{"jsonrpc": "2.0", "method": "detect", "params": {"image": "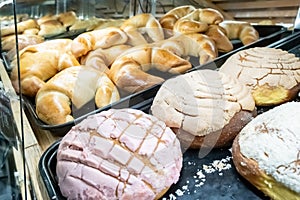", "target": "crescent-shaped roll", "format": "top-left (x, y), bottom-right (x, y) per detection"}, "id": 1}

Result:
top-left (1, 19), bottom-right (38, 36)
top-left (80, 44), bottom-right (132, 74)
top-left (205, 25), bottom-right (233, 53)
top-left (219, 20), bottom-right (259, 45)
top-left (120, 13), bottom-right (164, 46)
top-left (71, 27), bottom-right (128, 58)
top-left (10, 39), bottom-right (80, 97)
top-left (159, 5), bottom-right (196, 30)
top-left (156, 33), bottom-right (218, 65)
top-left (35, 66), bottom-right (120, 125)
top-left (109, 46), bottom-right (192, 93)
top-left (173, 8), bottom-right (224, 34)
